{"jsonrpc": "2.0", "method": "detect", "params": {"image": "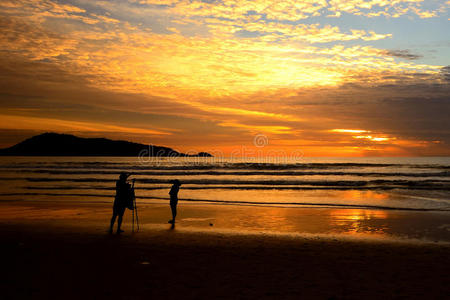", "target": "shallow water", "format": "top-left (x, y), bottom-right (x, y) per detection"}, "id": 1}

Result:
top-left (1, 156), bottom-right (449, 241)
top-left (0, 156), bottom-right (449, 211)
